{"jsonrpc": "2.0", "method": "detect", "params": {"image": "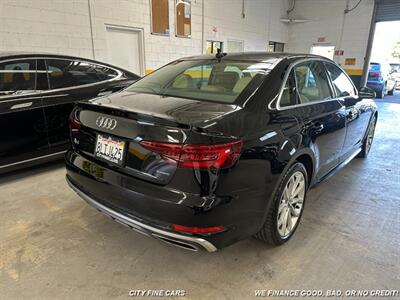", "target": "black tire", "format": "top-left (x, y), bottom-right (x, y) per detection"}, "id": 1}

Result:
top-left (388, 87), bottom-right (394, 95)
top-left (376, 89), bottom-right (384, 99)
top-left (358, 115), bottom-right (377, 158)
top-left (254, 162), bottom-right (308, 246)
